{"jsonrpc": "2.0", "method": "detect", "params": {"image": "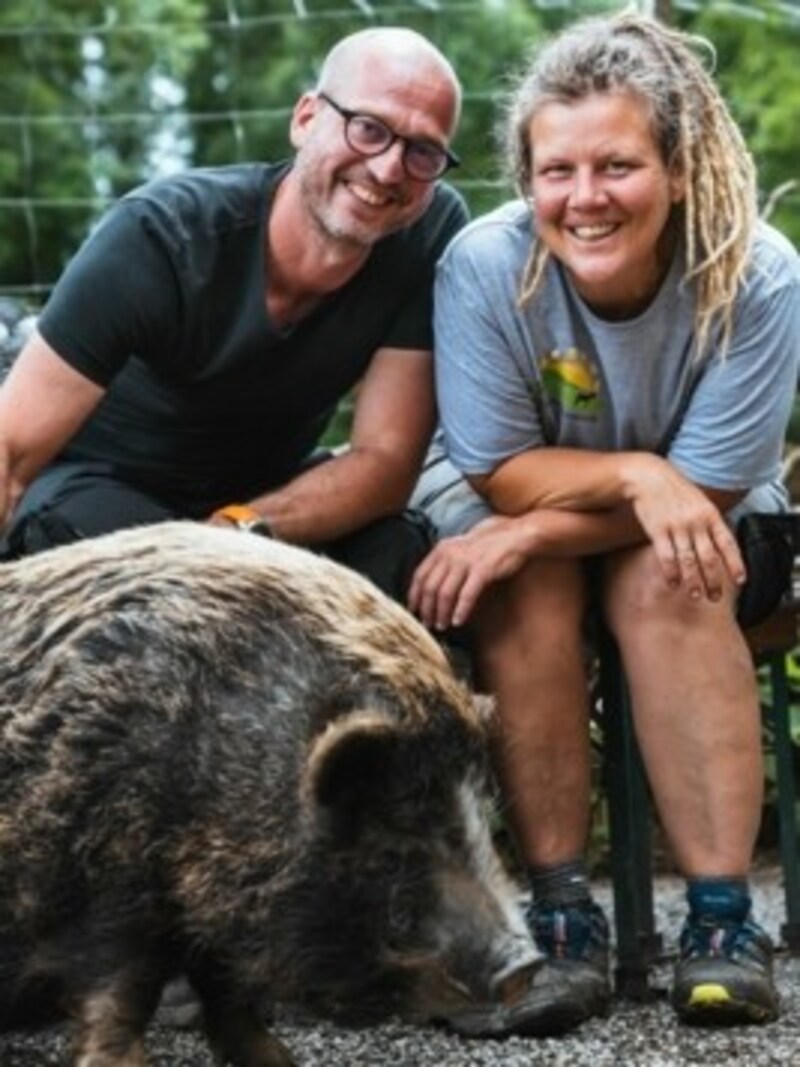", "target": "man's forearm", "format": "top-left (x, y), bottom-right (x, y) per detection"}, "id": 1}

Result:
top-left (244, 447), bottom-right (417, 544)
